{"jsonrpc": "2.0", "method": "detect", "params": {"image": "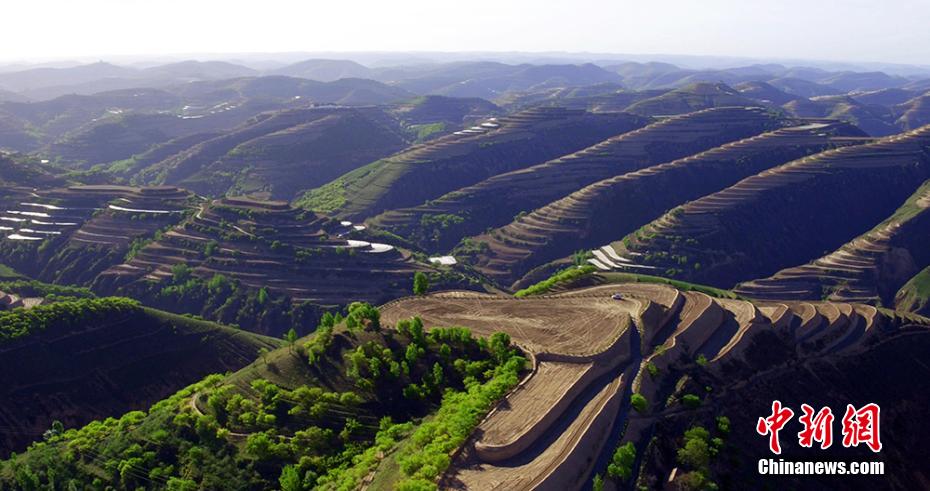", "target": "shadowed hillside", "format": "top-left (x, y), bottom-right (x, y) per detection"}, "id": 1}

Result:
top-left (0, 297), bottom-right (280, 456)
top-left (132, 107), bottom-right (412, 200)
top-left (735, 180), bottom-right (930, 304)
top-left (610, 124), bottom-right (930, 288)
top-left (463, 121), bottom-right (869, 289)
top-left (370, 107), bottom-right (782, 253)
top-left (298, 107), bottom-right (648, 218)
